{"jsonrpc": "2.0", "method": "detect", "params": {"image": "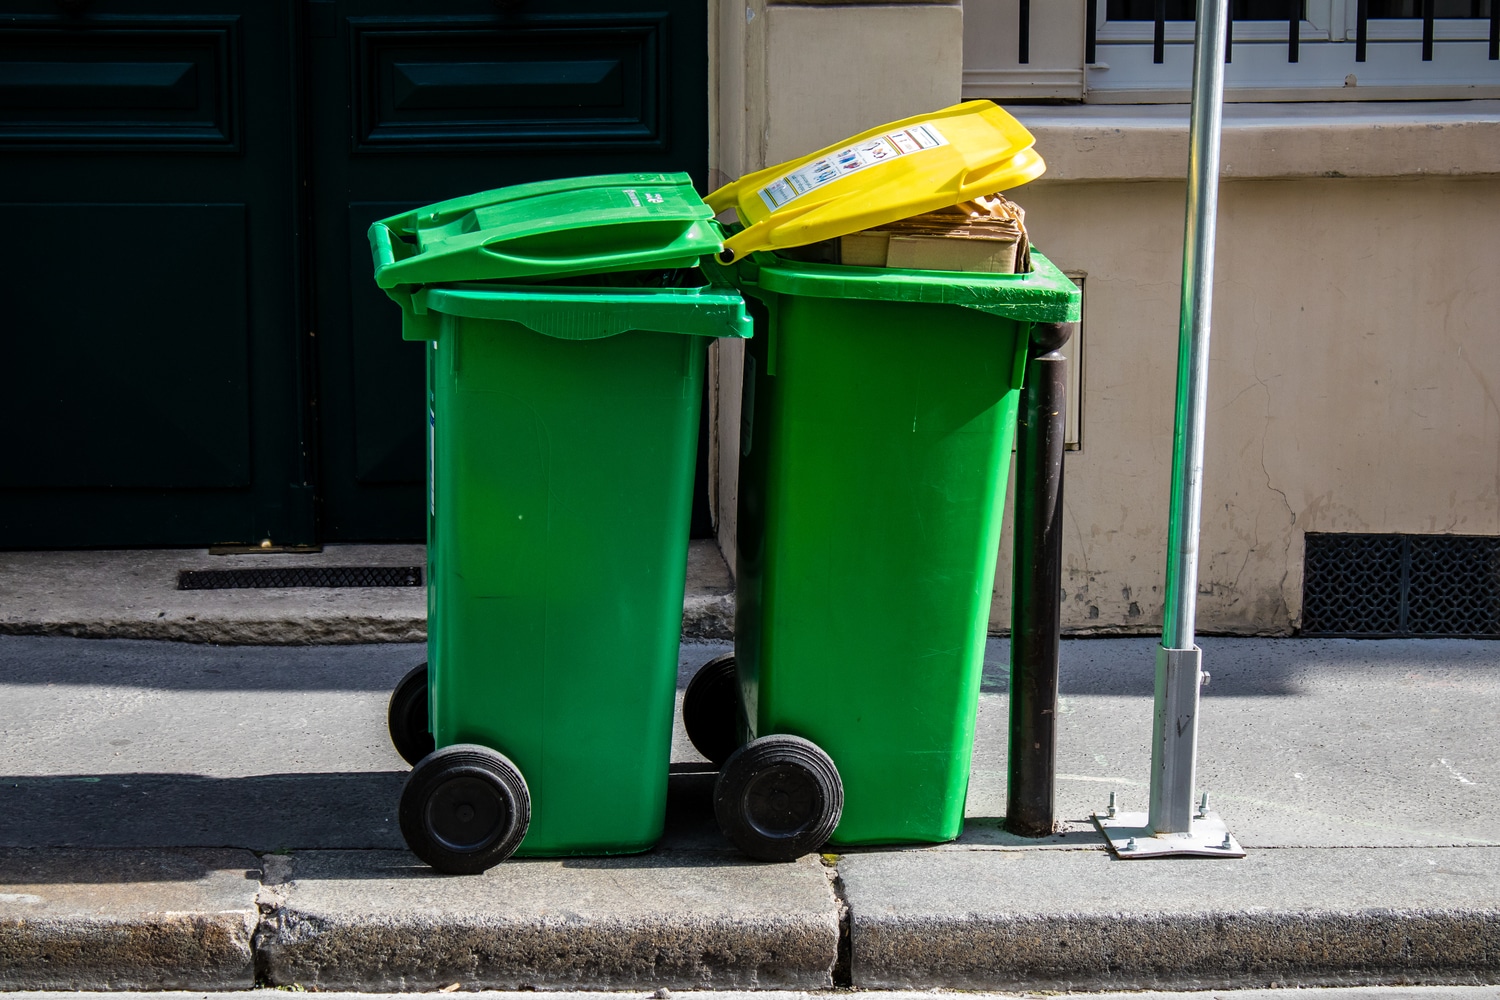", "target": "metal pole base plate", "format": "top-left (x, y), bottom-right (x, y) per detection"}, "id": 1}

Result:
top-left (1093, 810), bottom-right (1246, 859)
